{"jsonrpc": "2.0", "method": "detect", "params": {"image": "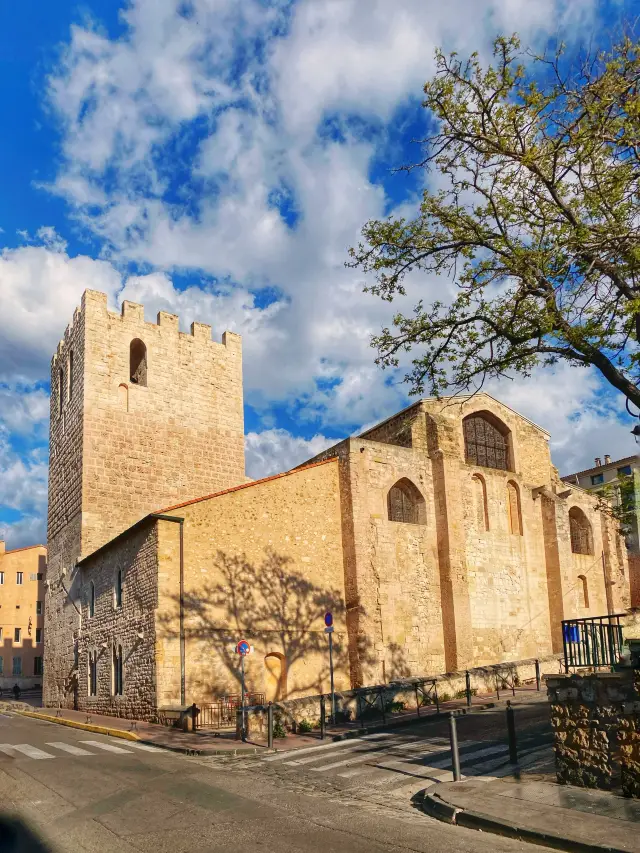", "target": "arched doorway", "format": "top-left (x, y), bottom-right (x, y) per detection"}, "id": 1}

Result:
top-left (264, 653), bottom-right (287, 701)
